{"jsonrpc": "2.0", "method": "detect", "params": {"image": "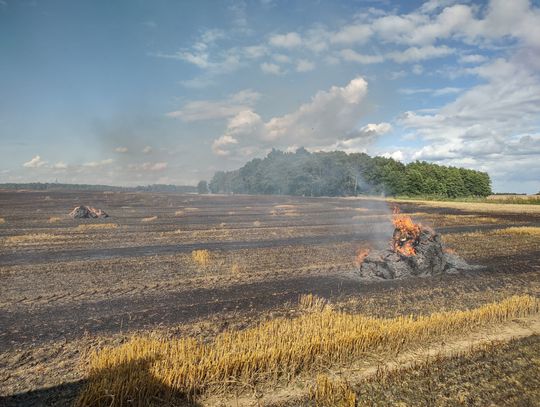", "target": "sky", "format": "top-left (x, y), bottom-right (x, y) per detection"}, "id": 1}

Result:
top-left (1, 0), bottom-right (539, 193)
